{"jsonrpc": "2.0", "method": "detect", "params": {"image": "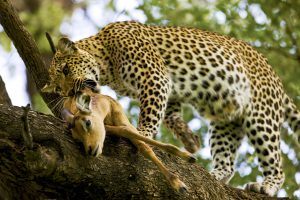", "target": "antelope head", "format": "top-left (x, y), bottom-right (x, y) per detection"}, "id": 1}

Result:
top-left (62, 92), bottom-right (105, 157)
